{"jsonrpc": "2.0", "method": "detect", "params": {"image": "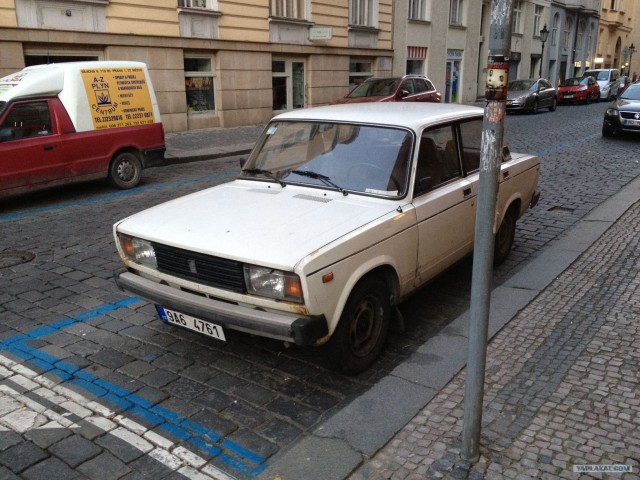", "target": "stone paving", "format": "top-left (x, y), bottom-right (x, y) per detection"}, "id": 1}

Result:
top-left (350, 200), bottom-right (640, 480)
top-left (1, 103), bottom-right (640, 479)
